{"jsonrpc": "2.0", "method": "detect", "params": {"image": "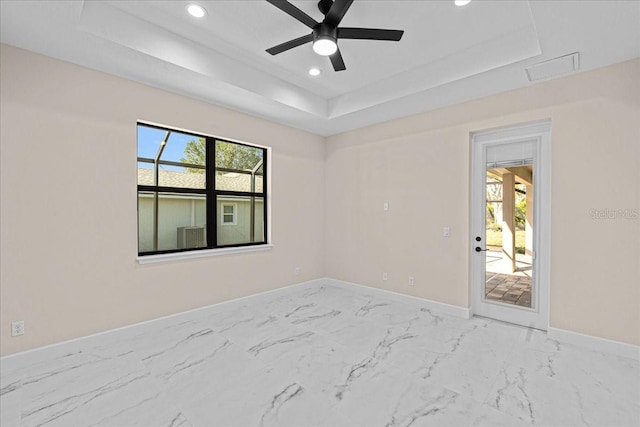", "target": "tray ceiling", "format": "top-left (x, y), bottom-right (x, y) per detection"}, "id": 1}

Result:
top-left (1, 1), bottom-right (639, 135)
